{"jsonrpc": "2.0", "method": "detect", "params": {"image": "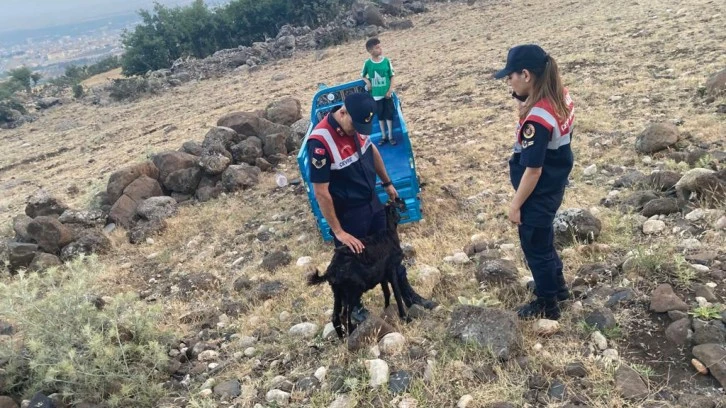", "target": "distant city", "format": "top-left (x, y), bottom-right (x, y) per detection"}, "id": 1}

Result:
top-left (0, 0), bottom-right (217, 79)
